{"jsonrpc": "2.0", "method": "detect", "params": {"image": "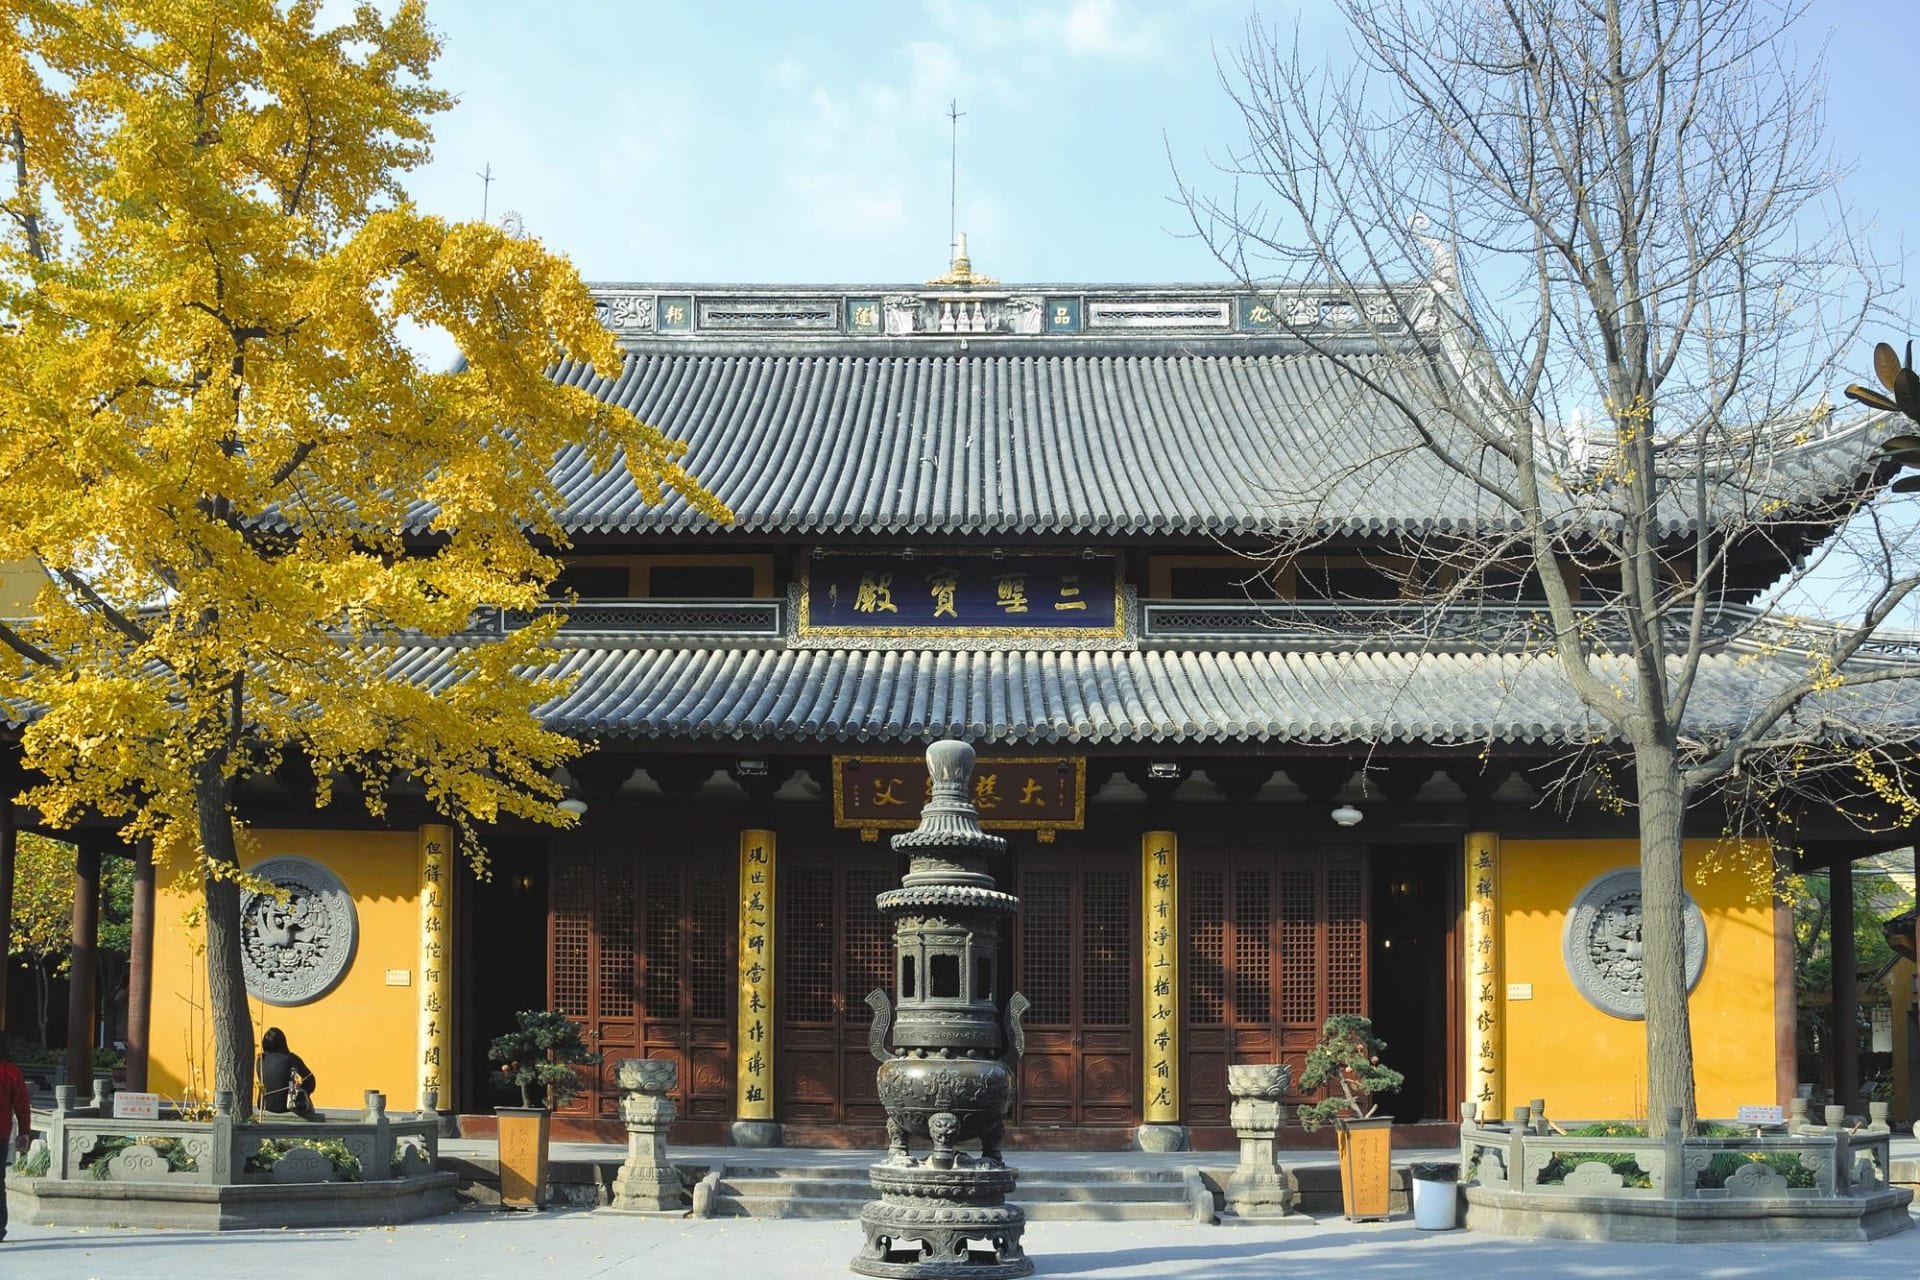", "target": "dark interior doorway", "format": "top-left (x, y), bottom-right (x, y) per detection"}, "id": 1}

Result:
top-left (1368, 844), bottom-right (1454, 1122)
top-left (459, 838), bottom-right (549, 1112)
